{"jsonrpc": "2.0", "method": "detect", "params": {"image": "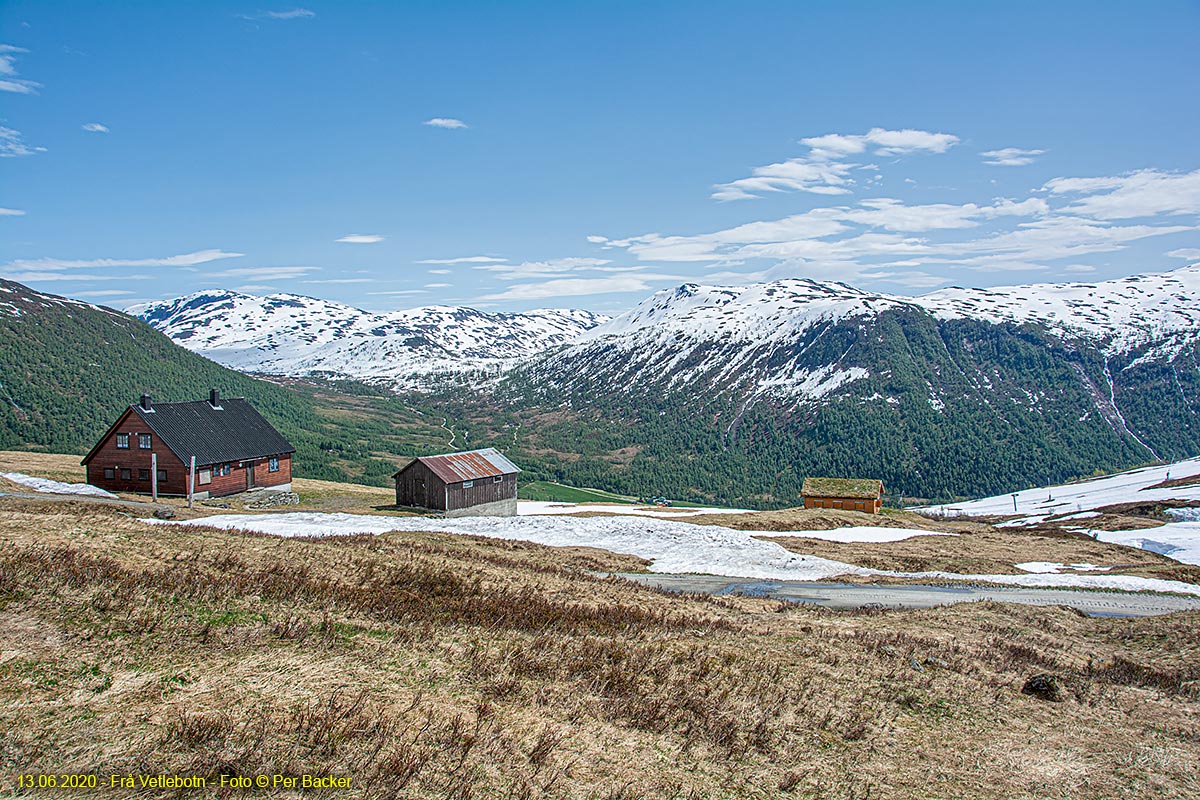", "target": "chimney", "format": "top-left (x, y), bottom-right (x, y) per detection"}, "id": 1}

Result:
top-left (209, 388), bottom-right (220, 407)
top-left (140, 393), bottom-right (152, 411)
